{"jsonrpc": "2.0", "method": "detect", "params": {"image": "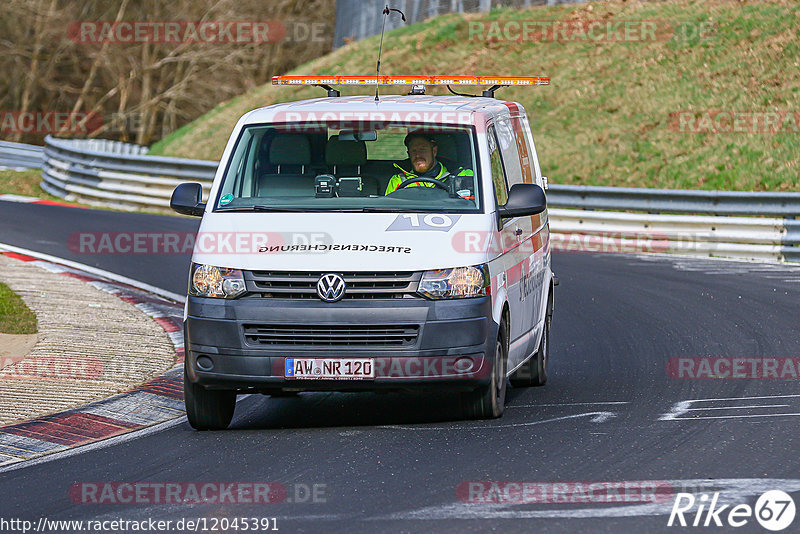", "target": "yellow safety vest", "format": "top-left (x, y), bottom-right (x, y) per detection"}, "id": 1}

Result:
top-left (385, 162), bottom-right (473, 195)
